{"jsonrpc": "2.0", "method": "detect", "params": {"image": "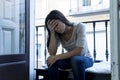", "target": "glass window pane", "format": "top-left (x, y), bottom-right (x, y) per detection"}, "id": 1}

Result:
top-left (0, 0), bottom-right (25, 55)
